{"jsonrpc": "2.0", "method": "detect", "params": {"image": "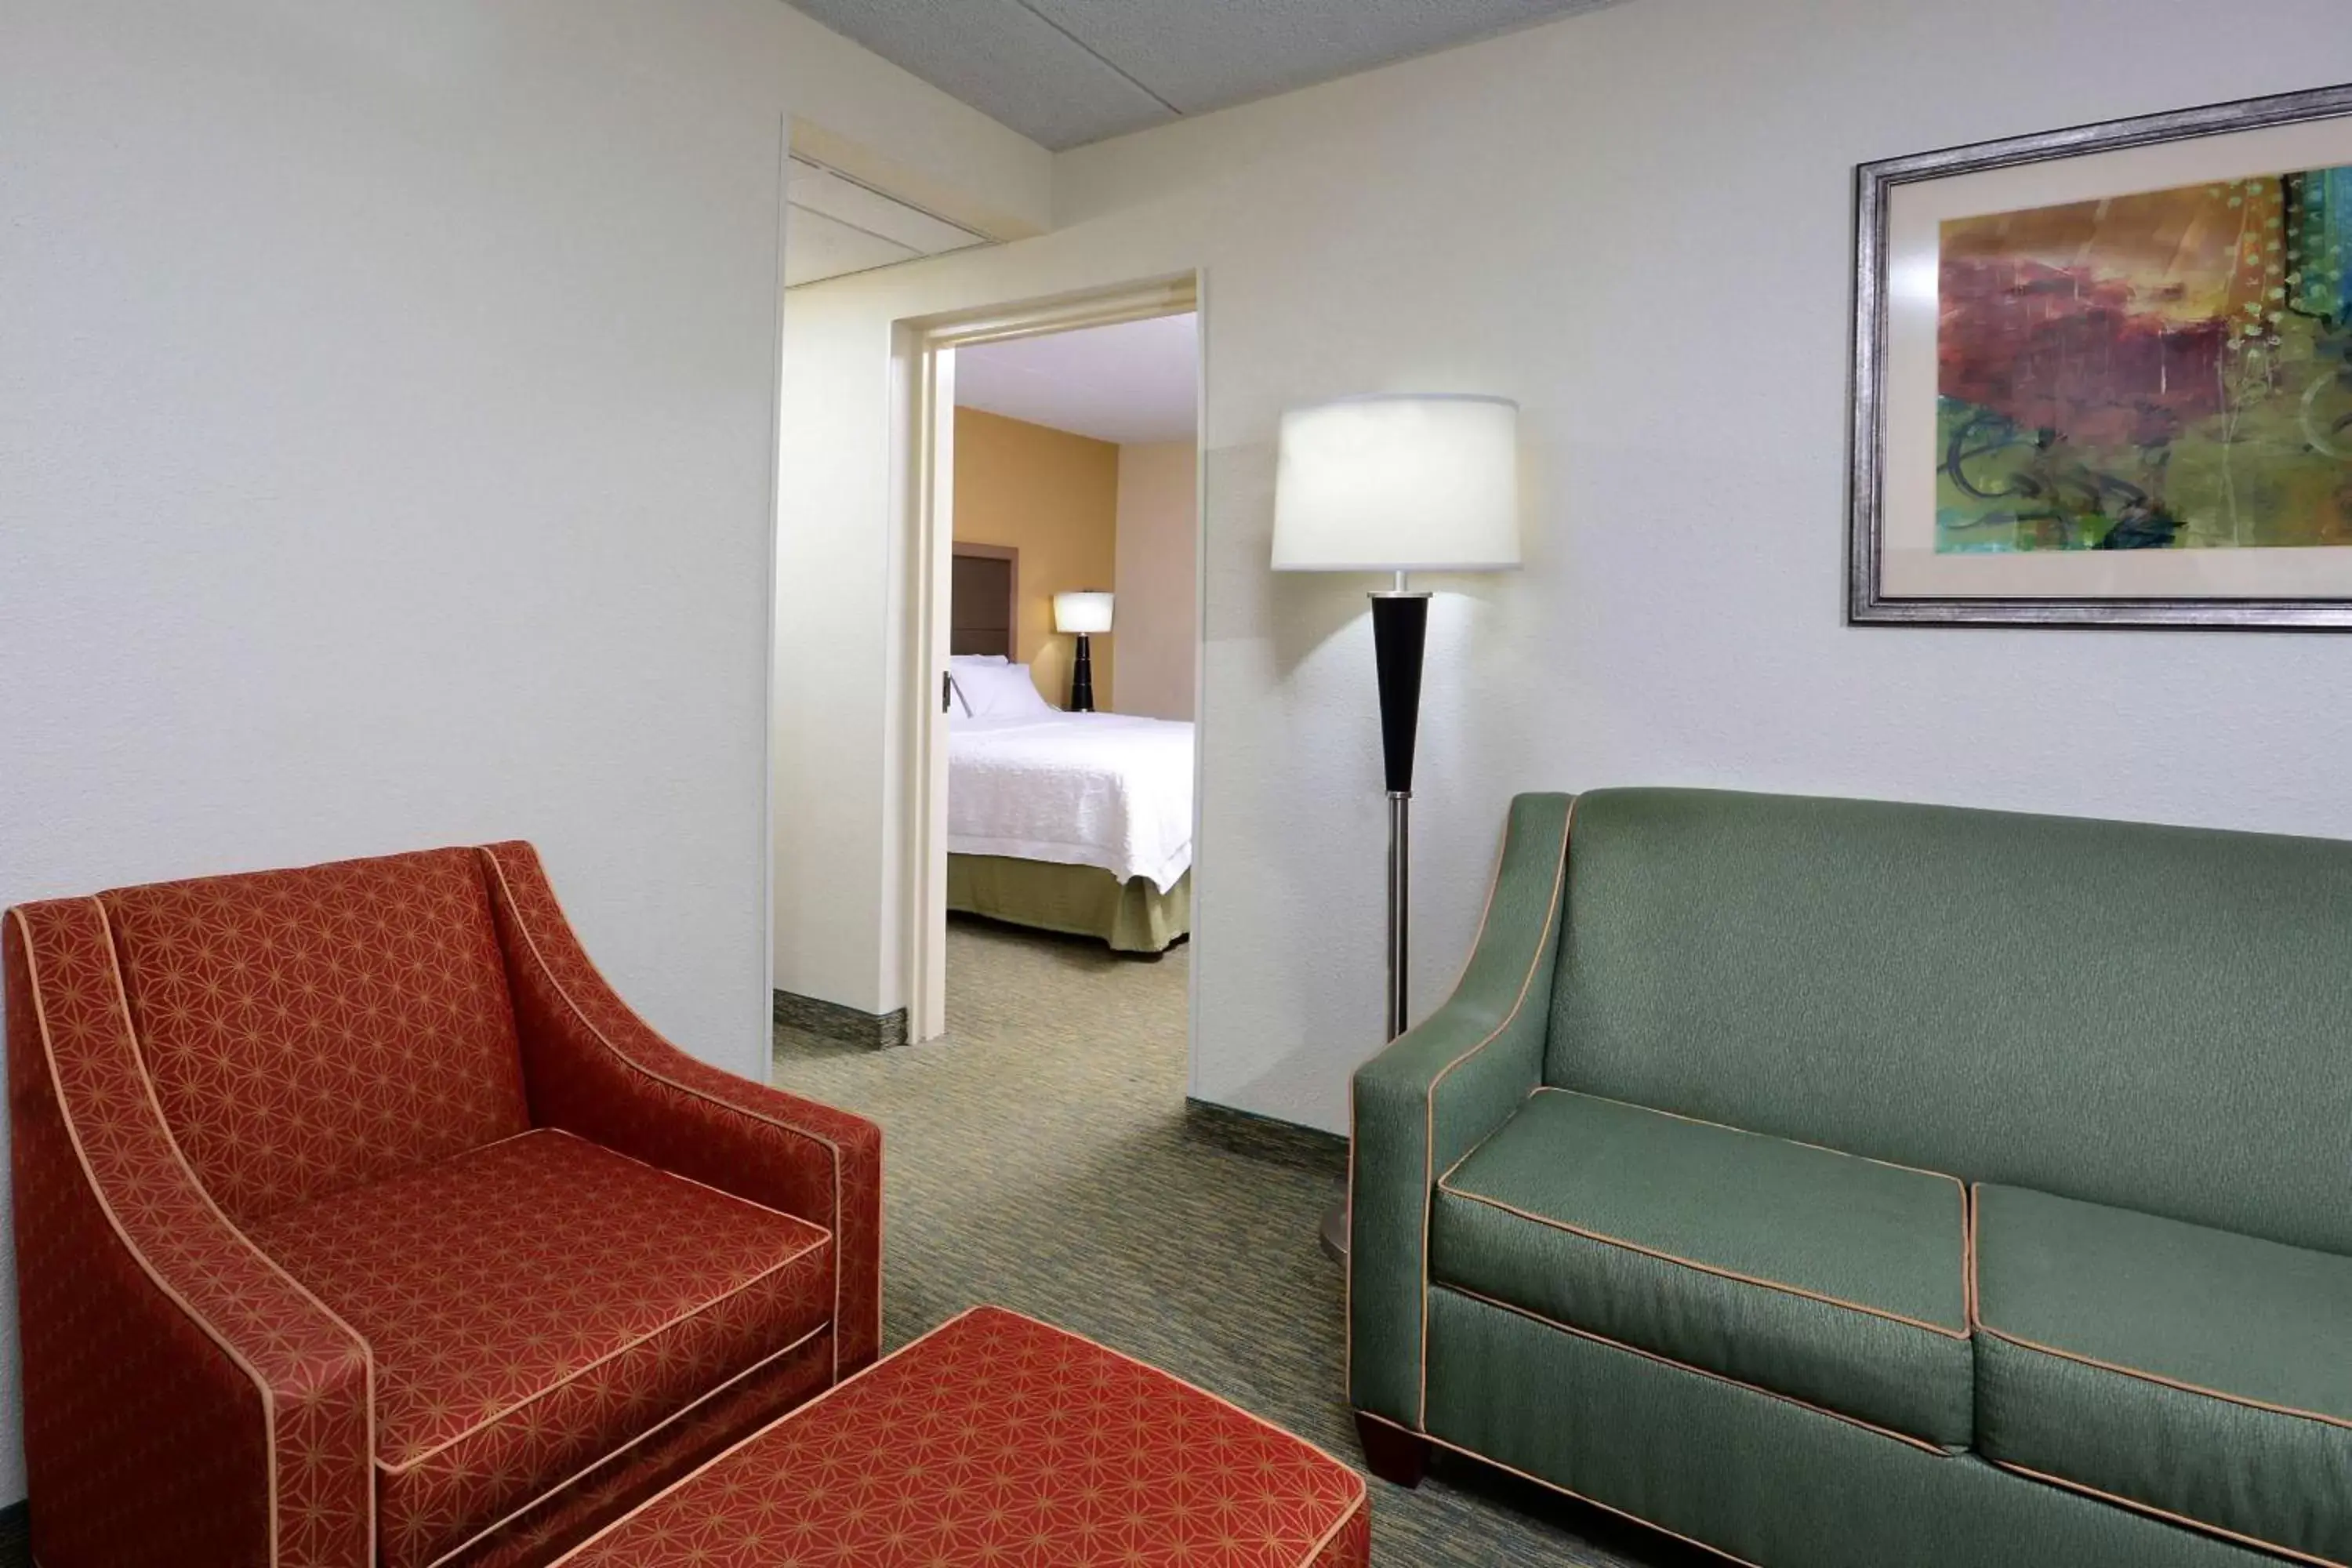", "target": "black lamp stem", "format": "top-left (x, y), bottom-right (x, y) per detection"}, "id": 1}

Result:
top-left (1323, 575), bottom-right (1436, 1266)
top-left (1069, 633), bottom-right (1097, 712)
top-left (1369, 581), bottom-right (1430, 1041)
